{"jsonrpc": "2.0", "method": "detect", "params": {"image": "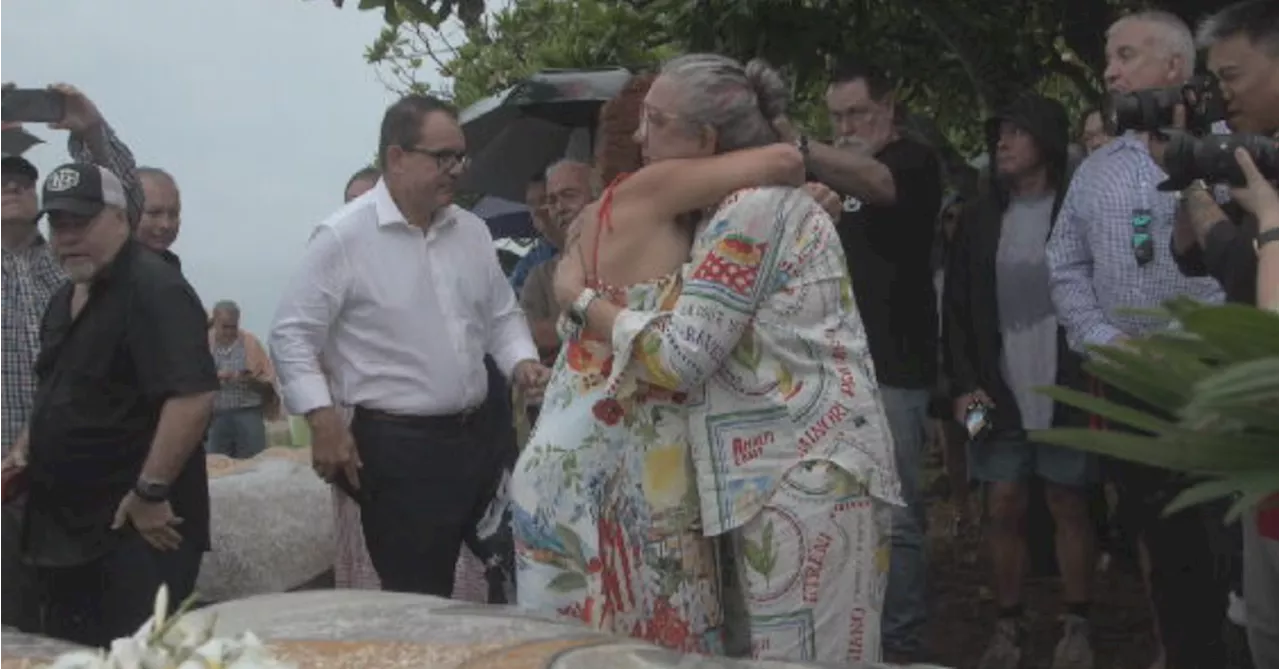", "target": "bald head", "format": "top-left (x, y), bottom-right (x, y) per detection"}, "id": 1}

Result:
top-left (544, 159), bottom-right (598, 248)
top-left (210, 299), bottom-right (241, 343)
top-left (137, 167), bottom-right (182, 251)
